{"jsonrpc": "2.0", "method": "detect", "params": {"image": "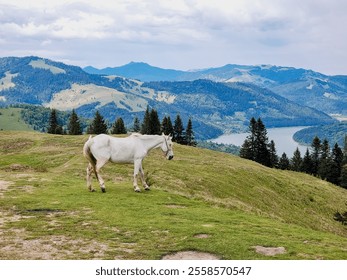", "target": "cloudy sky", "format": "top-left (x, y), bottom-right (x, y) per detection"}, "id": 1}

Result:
top-left (1, 0), bottom-right (346, 75)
